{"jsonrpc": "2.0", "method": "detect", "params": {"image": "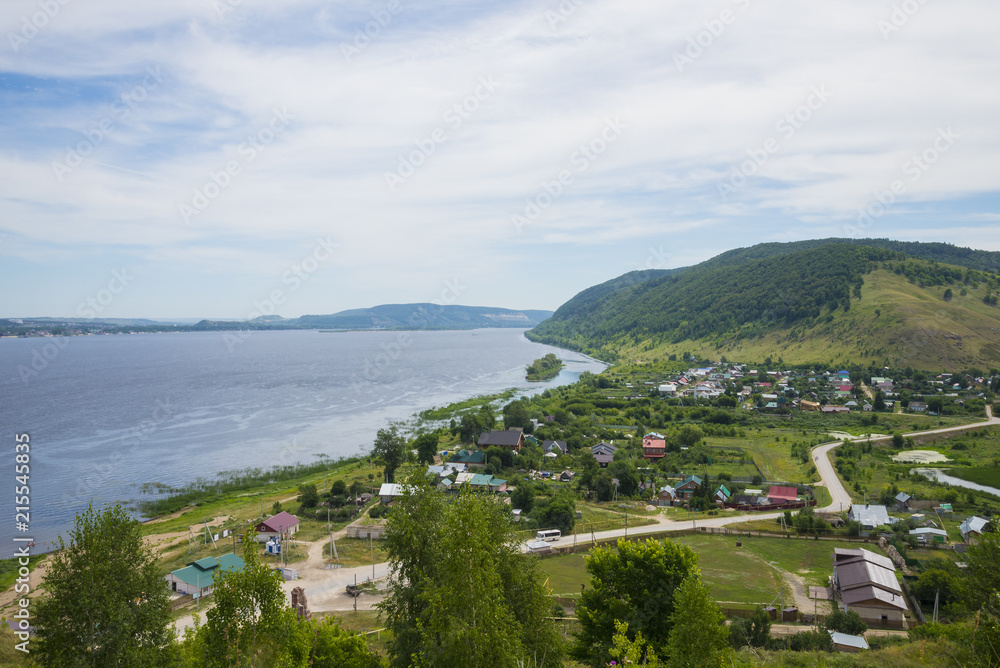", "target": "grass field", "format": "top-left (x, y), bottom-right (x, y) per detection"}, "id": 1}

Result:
top-left (539, 534), bottom-right (880, 605)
